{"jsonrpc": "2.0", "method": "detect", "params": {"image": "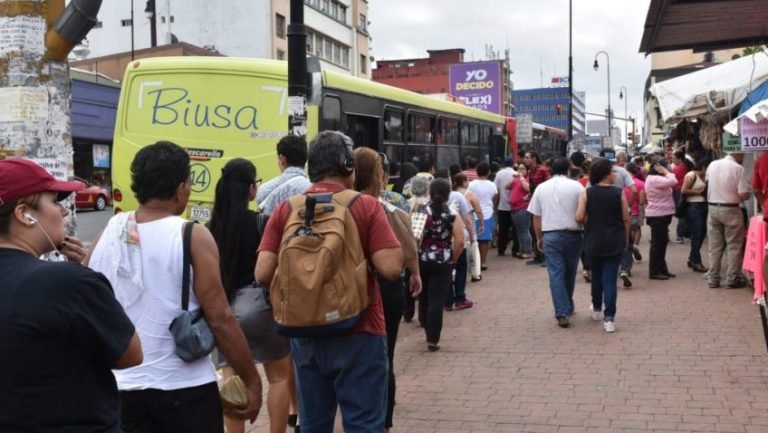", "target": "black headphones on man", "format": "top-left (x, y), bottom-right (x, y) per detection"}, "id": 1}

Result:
top-left (334, 131), bottom-right (355, 175)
